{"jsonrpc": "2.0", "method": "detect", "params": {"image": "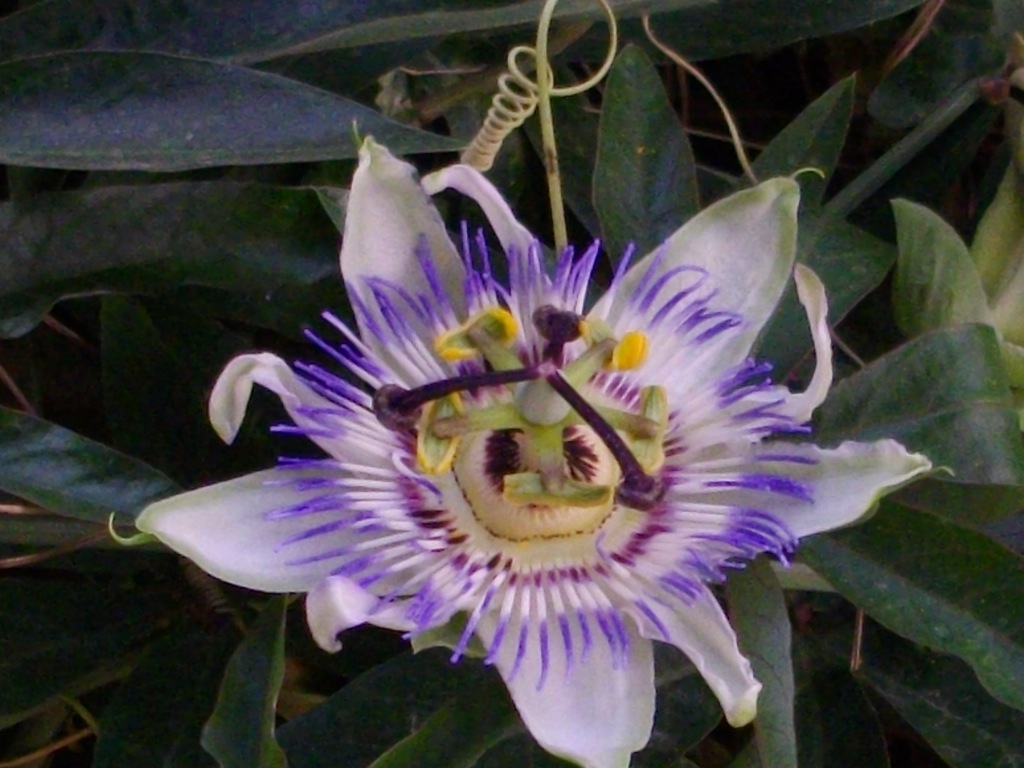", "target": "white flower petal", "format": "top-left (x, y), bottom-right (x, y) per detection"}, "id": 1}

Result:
top-left (342, 138), bottom-right (466, 339)
top-left (136, 470), bottom-right (346, 592)
top-left (630, 588), bottom-right (760, 727)
top-left (306, 575), bottom-right (415, 652)
top-left (477, 615), bottom-right (654, 768)
top-left (752, 439), bottom-right (932, 537)
top-left (209, 352), bottom-right (370, 461)
top-left (422, 164), bottom-right (535, 258)
top-left (594, 178), bottom-right (800, 377)
top-left (778, 264), bottom-right (833, 422)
